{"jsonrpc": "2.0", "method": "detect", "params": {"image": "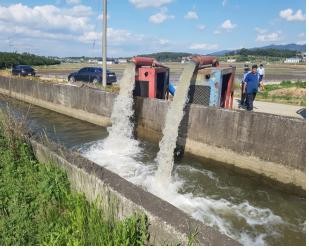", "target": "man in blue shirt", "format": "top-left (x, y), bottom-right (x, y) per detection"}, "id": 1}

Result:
top-left (244, 65), bottom-right (260, 111)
